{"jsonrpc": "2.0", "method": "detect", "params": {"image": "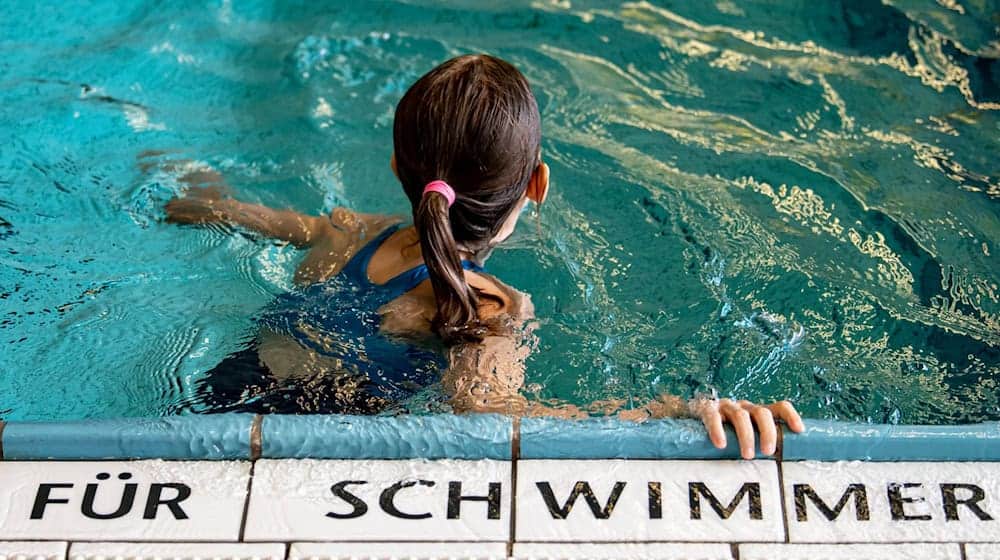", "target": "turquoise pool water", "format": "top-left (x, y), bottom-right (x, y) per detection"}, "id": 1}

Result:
top-left (1, 1), bottom-right (997, 423)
